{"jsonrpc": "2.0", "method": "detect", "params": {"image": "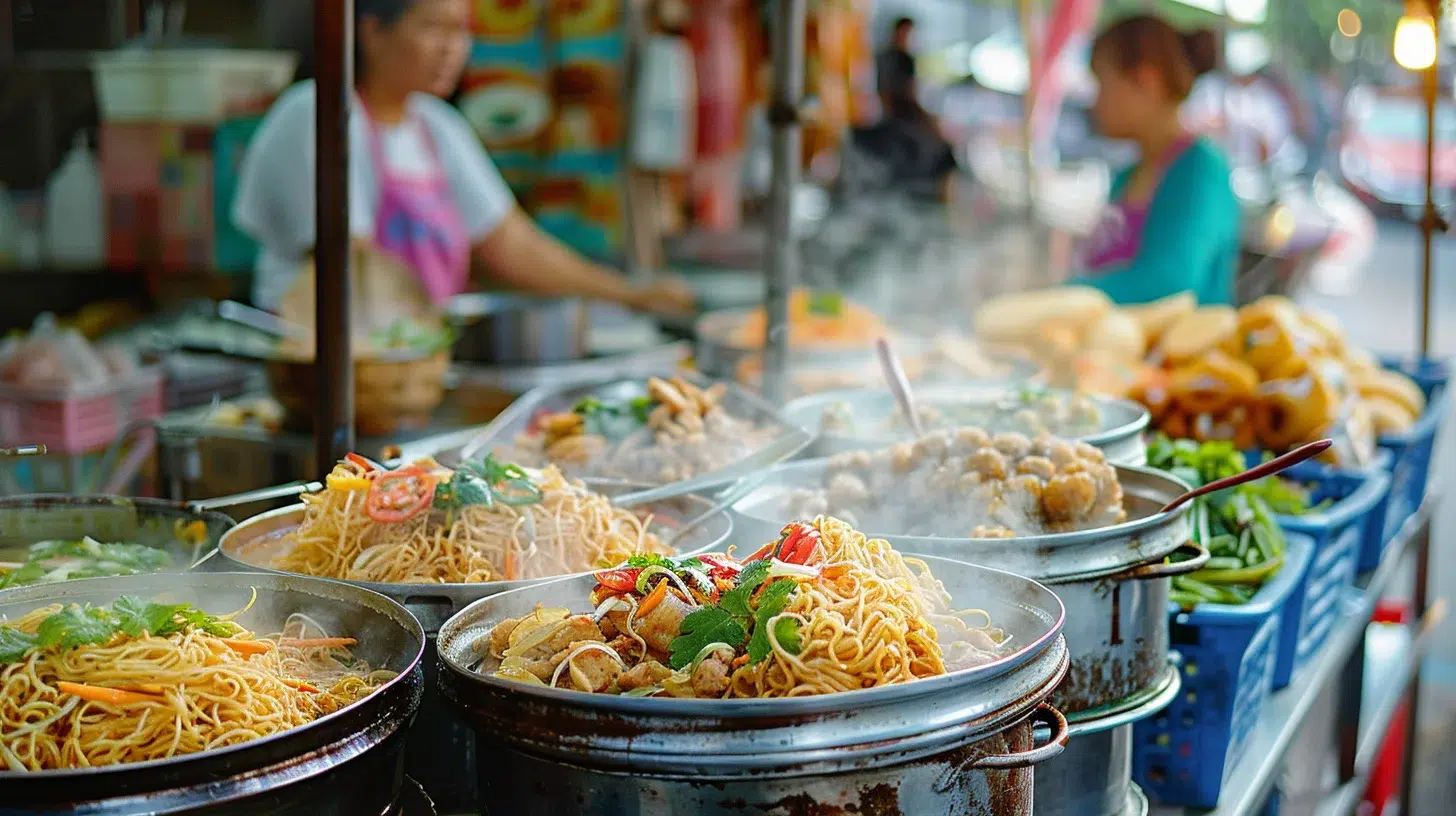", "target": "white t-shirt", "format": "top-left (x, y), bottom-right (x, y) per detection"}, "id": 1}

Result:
top-left (232, 81), bottom-right (516, 309)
